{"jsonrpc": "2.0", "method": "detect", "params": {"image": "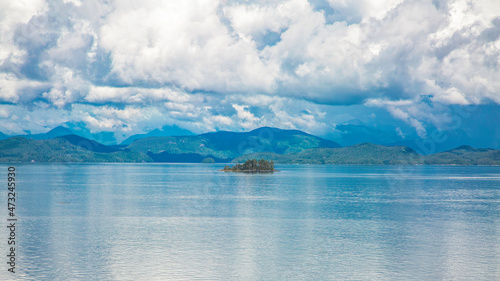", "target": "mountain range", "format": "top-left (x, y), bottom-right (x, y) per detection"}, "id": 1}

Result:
top-left (0, 126), bottom-right (498, 165)
top-left (233, 143), bottom-right (500, 165)
top-left (127, 127), bottom-right (340, 159)
top-left (5, 123), bottom-right (195, 145)
top-left (329, 119), bottom-right (498, 154)
top-left (3, 119), bottom-right (498, 154)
